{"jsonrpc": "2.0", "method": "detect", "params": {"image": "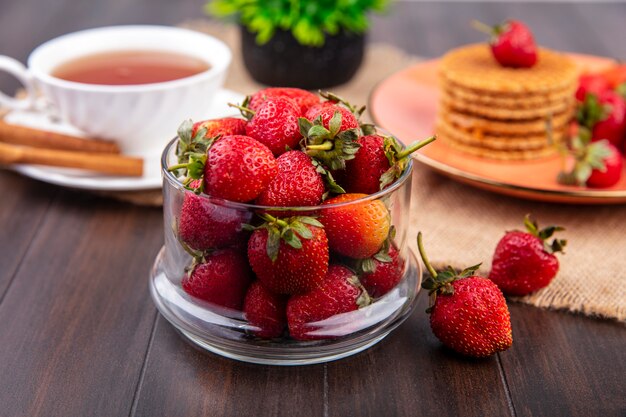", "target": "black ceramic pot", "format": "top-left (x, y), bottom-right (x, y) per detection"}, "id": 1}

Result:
top-left (241, 26), bottom-right (365, 89)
